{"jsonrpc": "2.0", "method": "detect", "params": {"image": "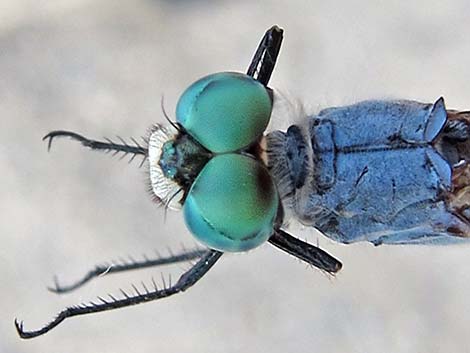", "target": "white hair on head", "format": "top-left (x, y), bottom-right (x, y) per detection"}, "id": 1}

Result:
top-left (147, 124), bottom-right (183, 210)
